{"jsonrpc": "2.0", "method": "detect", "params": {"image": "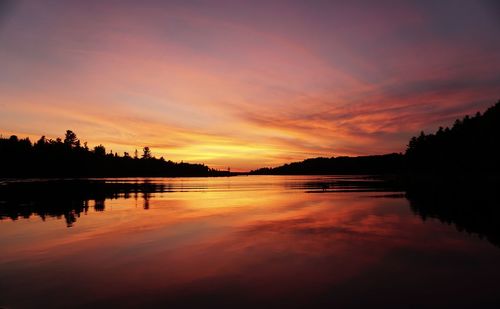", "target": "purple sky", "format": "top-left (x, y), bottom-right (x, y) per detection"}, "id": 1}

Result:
top-left (1, 0), bottom-right (499, 170)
